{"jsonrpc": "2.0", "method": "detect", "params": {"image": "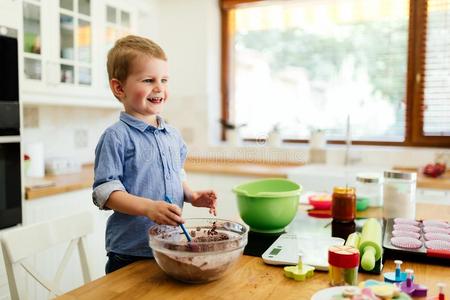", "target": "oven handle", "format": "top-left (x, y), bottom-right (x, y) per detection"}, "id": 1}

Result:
top-left (0, 136), bottom-right (21, 143)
